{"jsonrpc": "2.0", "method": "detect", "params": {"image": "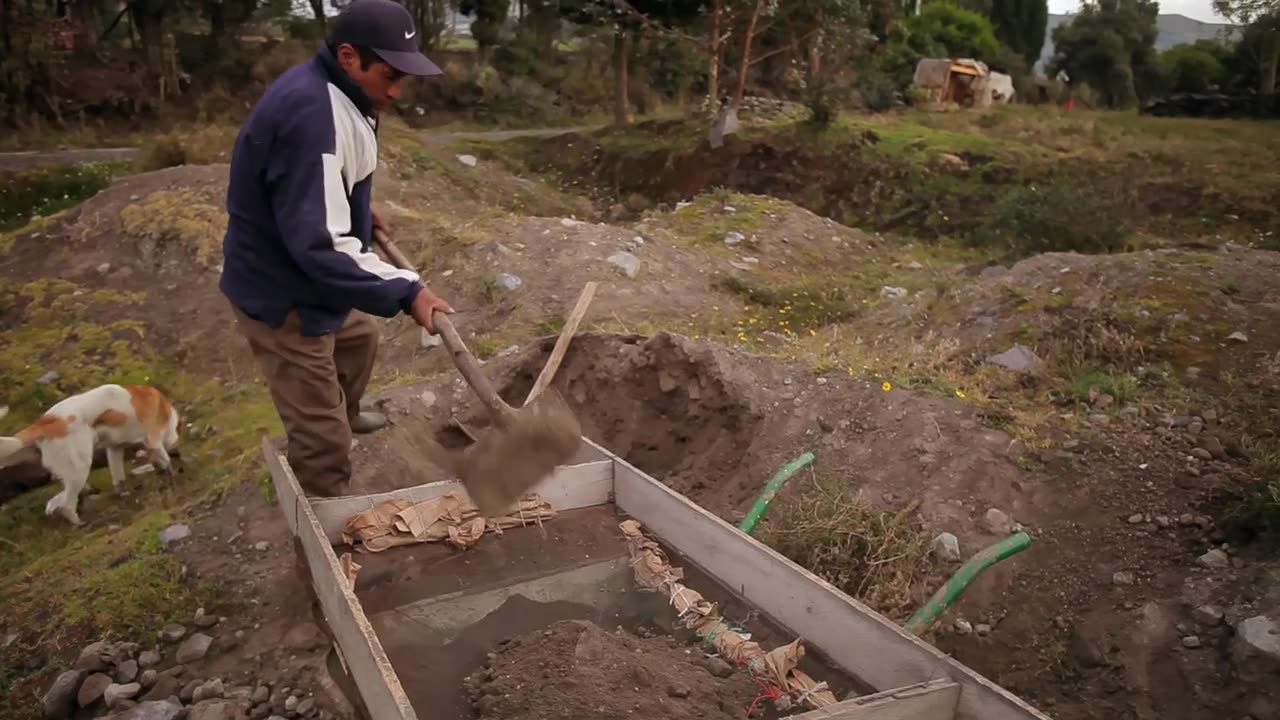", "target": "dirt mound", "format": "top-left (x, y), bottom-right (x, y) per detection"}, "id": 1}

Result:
top-left (463, 620), bottom-right (758, 720)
